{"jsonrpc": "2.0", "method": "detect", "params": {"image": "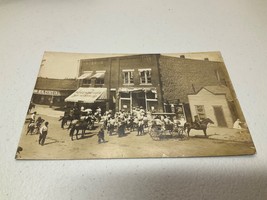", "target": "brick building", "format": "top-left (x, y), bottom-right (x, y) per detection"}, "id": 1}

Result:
top-left (158, 55), bottom-right (238, 123)
top-left (69, 54), bottom-right (163, 113)
top-left (64, 54), bottom-right (240, 124)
